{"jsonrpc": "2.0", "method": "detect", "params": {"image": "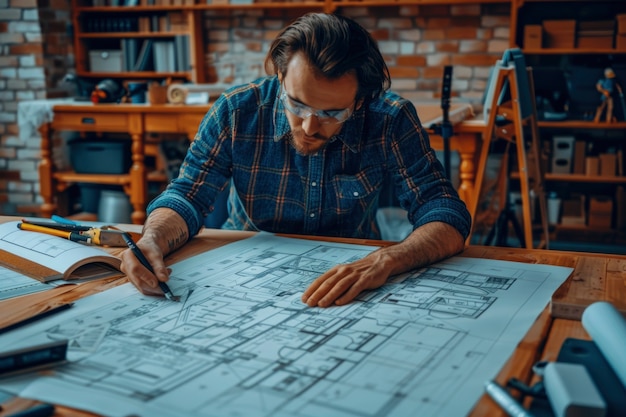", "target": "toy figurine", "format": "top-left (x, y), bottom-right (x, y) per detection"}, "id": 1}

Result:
top-left (594, 68), bottom-right (624, 123)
